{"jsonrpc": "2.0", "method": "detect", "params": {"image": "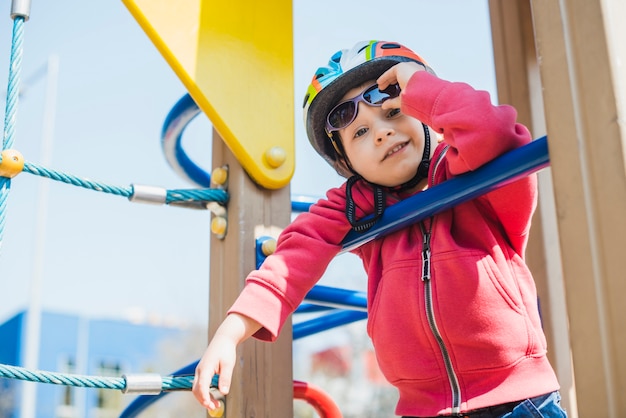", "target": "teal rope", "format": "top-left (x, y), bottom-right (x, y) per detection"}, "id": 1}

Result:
top-left (162, 375), bottom-right (194, 391)
top-left (0, 363), bottom-right (193, 392)
top-left (21, 160), bottom-right (228, 205)
top-left (23, 160), bottom-right (133, 197)
top-left (1, 17), bottom-right (26, 250)
top-left (166, 188), bottom-right (228, 205)
top-left (2, 17), bottom-right (24, 148)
